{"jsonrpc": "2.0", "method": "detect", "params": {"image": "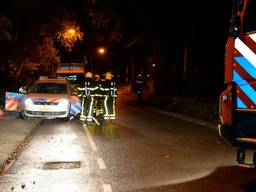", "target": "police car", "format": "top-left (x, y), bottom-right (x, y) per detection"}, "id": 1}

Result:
top-left (19, 76), bottom-right (75, 120)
